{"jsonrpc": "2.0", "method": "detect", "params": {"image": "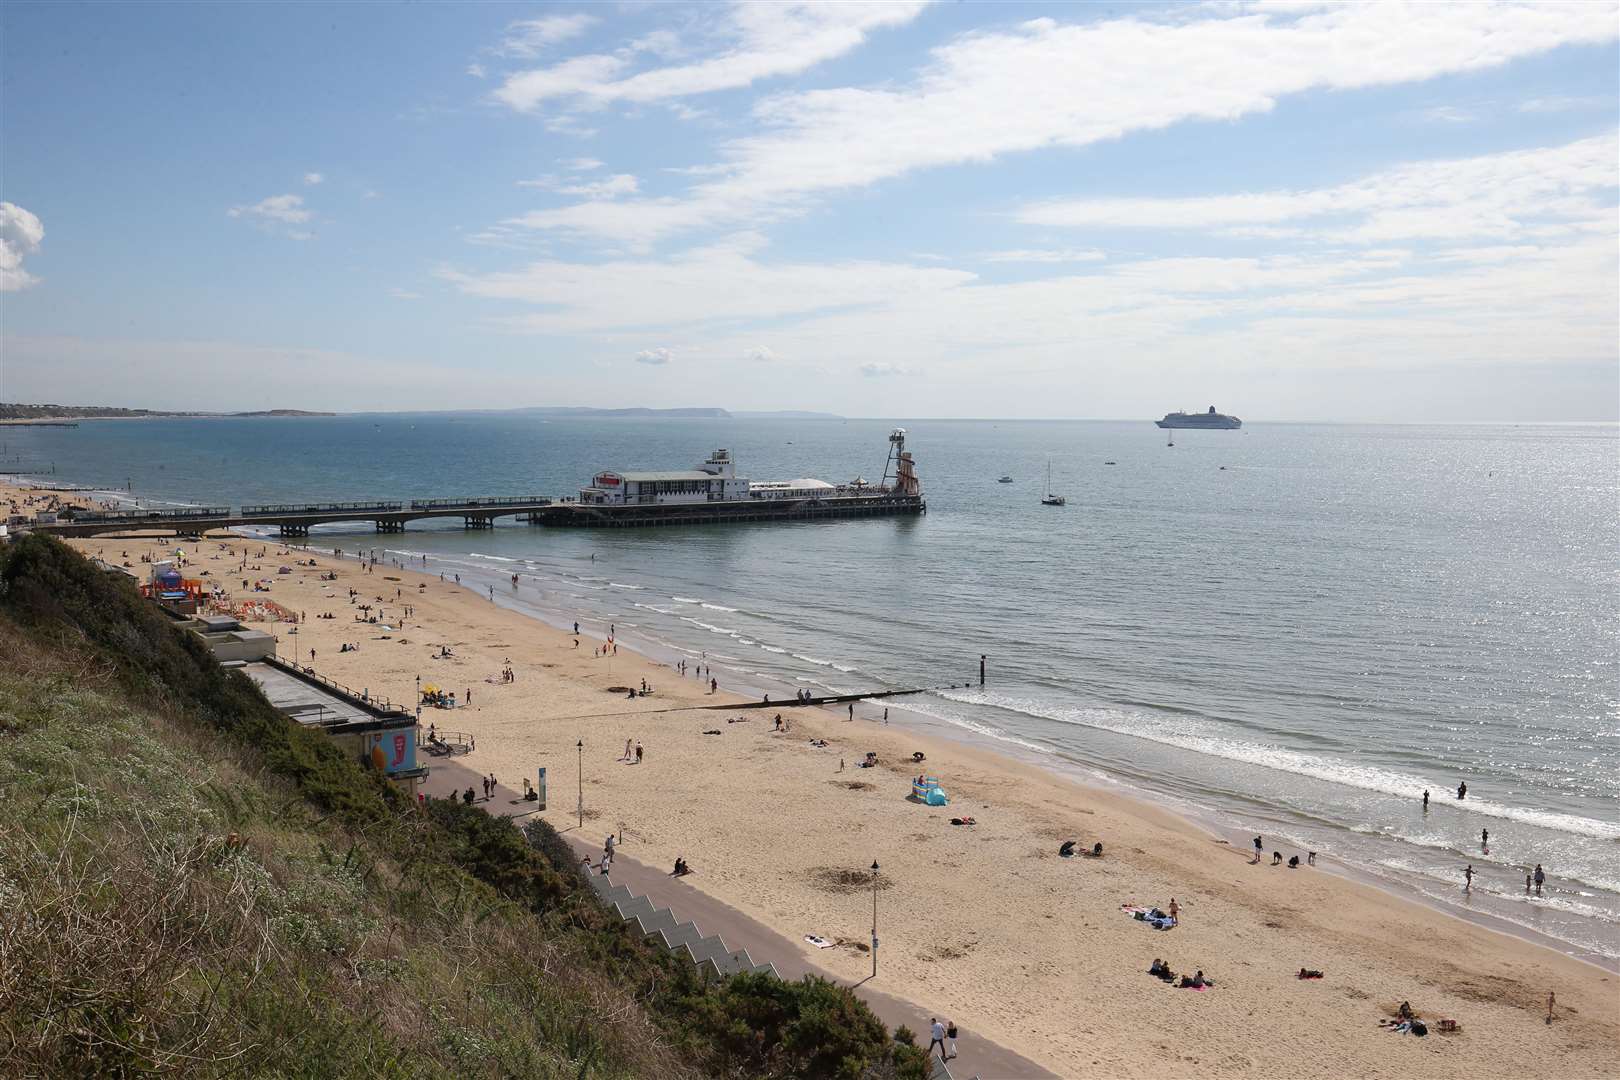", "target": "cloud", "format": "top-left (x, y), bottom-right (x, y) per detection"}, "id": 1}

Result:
top-left (983, 248), bottom-right (1106, 264)
top-left (303, 171), bottom-right (324, 185)
top-left (491, 1), bottom-right (929, 111)
top-left (518, 173), bottom-right (640, 198)
top-left (466, 62), bottom-right (487, 79)
top-left (860, 362), bottom-right (921, 377)
top-left (443, 177), bottom-right (1615, 407)
top-left (507, 2), bottom-right (1619, 245)
top-left (746, 345), bottom-right (778, 362)
top-left (228, 193), bottom-right (313, 226)
top-left (389, 288), bottom-right (422, 299)
top-left (1417, 105), bottom-right (1477, 124)
top-left (441, 234), bottom-right (974, 334)
top-left (1518, 95), bottom-right (1610, 113)
top-left (0, 202), bottom-right (45, 292)
top-left (1015, 133), bottom-right (1619, 245)
top-left (497, 14), bottom-right (598, 58)
top-left (561, 157), bottom-right (604, 172)
top-left (635, 347), bottom-right (674, 365)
